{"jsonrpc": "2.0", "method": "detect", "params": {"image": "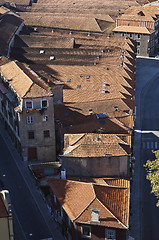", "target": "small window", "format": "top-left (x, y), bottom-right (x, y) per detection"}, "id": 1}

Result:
top-left (105, 229), bottom-right (116, 240)
top-left (130, 33), bottom-right (132, 38)
top-left (41, 100), bottom-right (48, 108)
top-left (44, 130), bottom-right (50, 138)
top-left (25, 100), bottom-right (33, 109)
top-left (138, 34), bottom-right (140, 39)
top-left (82, 226), bottom-right (91, 238)
top-left (137, 41), bottom-right (140, 46)
top-left (28, 131), bottom-right (34, 139)
top-left (27, 116), bottom-right (34, 124)
top-left (42, 115), bottom-right (48, 122)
